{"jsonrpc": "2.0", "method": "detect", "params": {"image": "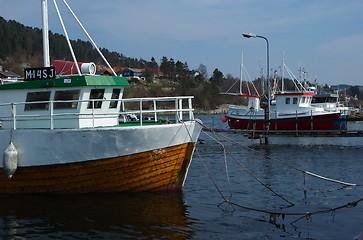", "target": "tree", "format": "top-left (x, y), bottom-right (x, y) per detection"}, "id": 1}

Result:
top-left (142, 68), bottom-right (154, 84)
top-left (347, 86), bottom-right (363, 100)
top-left (210, 68), bottom-right (224, 87)
top-left (197, 64), bottom-right (208, 79)
top-left (159, 56), bottom-right (169, 78)
top-left (147, 57), bottom-right (159, 77)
